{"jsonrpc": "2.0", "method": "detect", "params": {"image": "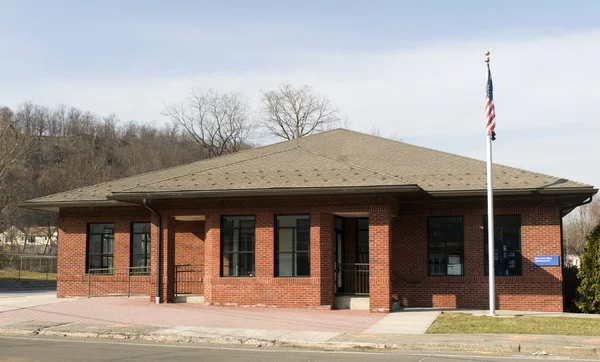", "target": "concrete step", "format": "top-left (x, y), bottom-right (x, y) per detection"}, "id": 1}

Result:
top-left (173, 295), bottom-right (204, 303)
top-left (335, 295), bottom-right (369, 310)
